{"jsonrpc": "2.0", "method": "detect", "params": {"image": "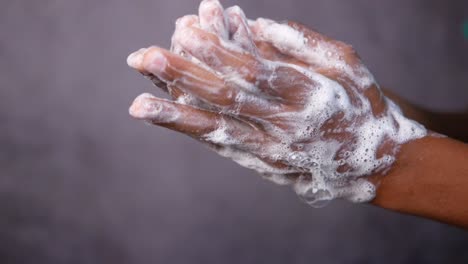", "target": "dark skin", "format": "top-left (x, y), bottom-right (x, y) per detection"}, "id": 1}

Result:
top-left (372, 91), bottom-right (468, 228)
top-left (128, 0), bottom-right (468, 229)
